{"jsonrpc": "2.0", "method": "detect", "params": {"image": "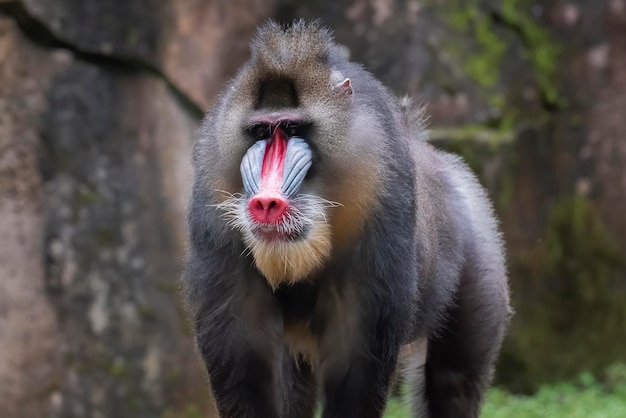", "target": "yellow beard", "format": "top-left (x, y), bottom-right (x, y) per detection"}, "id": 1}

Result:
top-left (244, 222), bottom-right (332, 289)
